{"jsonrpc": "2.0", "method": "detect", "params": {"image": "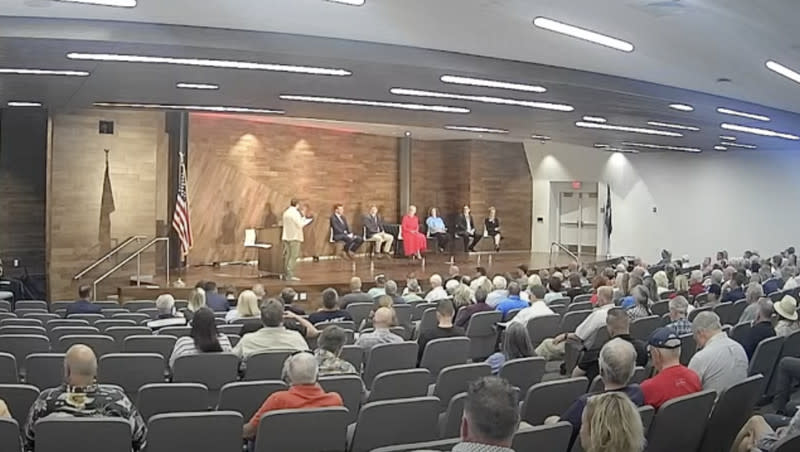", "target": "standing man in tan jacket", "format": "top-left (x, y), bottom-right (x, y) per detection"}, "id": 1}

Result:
top-left (282, 199), bottom-right (311, 281)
